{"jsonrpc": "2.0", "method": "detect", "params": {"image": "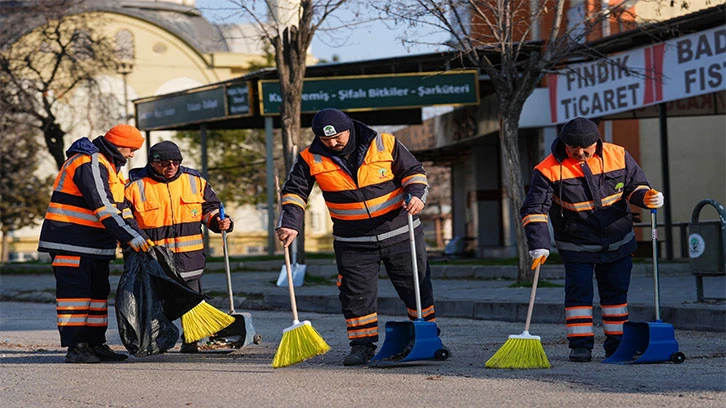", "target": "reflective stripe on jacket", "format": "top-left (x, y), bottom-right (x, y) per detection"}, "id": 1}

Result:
top-left (279, 121), bottom-right (429, 244)
top-left (520, 139), bottom-right (652, 263)
top-left (38, 138), bottom-right (140, 259)
top-left (125, 166), bottom-right (224, 275)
